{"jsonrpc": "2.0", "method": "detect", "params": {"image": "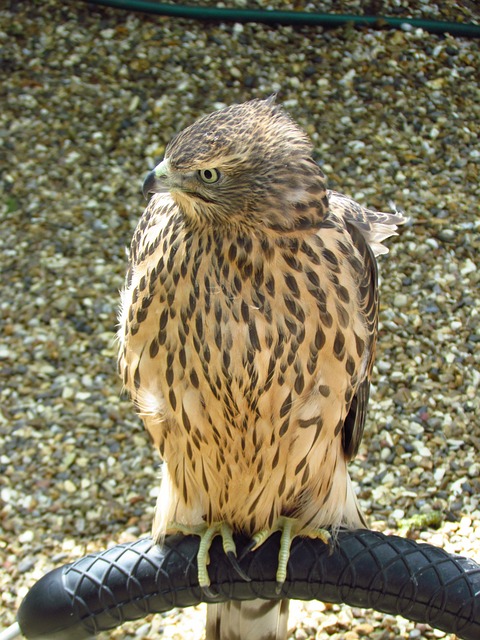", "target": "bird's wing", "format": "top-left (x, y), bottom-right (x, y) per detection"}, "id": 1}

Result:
top-left (327, 191), bottom-right (406, 459)
top-left (342, 218), bottom-right (379, 462)
top-left (328, 190), bottom-right (407, 256)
